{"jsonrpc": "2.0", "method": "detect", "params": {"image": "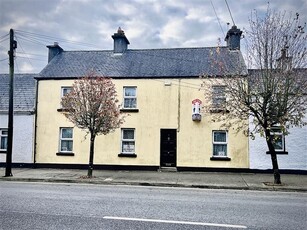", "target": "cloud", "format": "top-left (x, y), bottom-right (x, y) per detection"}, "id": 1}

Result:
top-left (0, 0), bottom-right (306, 73)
